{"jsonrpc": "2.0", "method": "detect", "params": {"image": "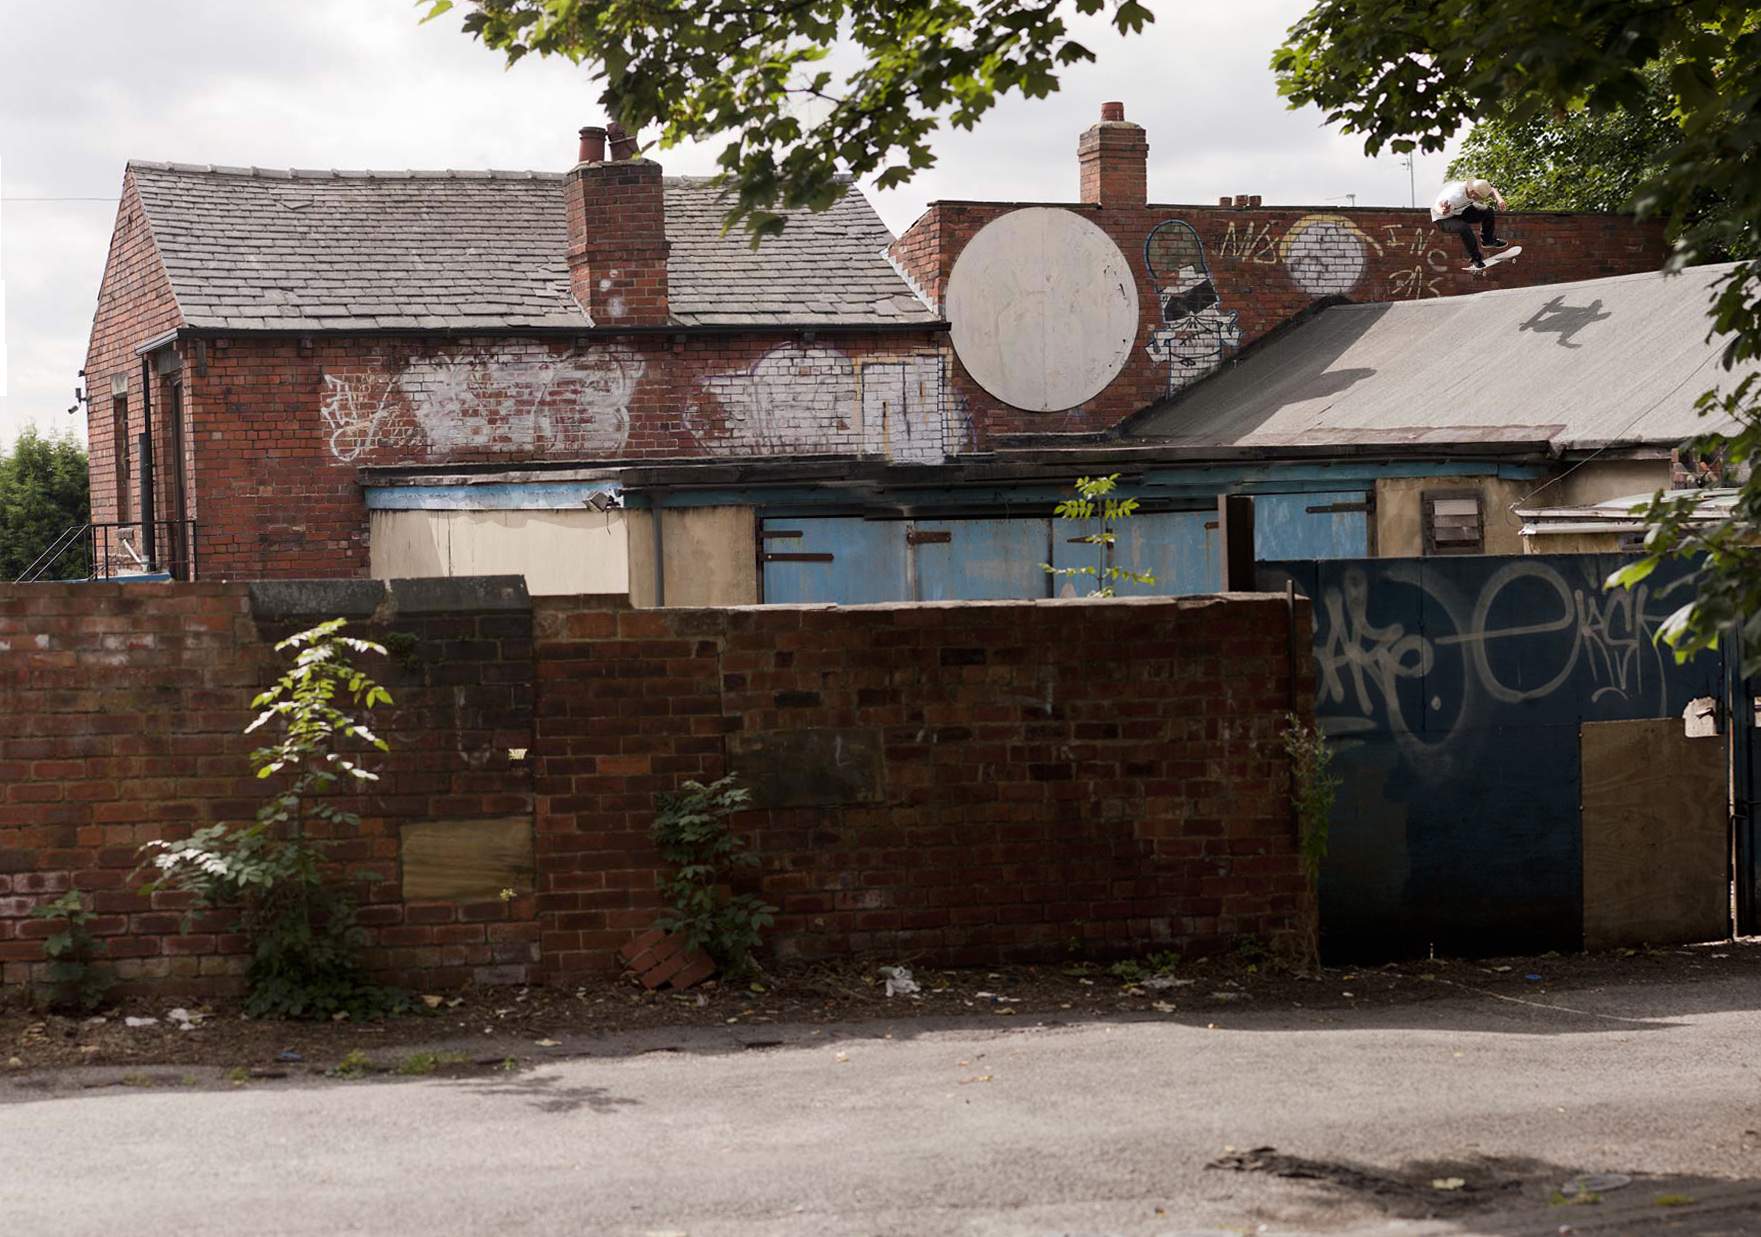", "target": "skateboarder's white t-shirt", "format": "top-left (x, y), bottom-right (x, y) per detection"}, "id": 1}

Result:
top-left (1431, 181), bottom-right (1473, 221)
